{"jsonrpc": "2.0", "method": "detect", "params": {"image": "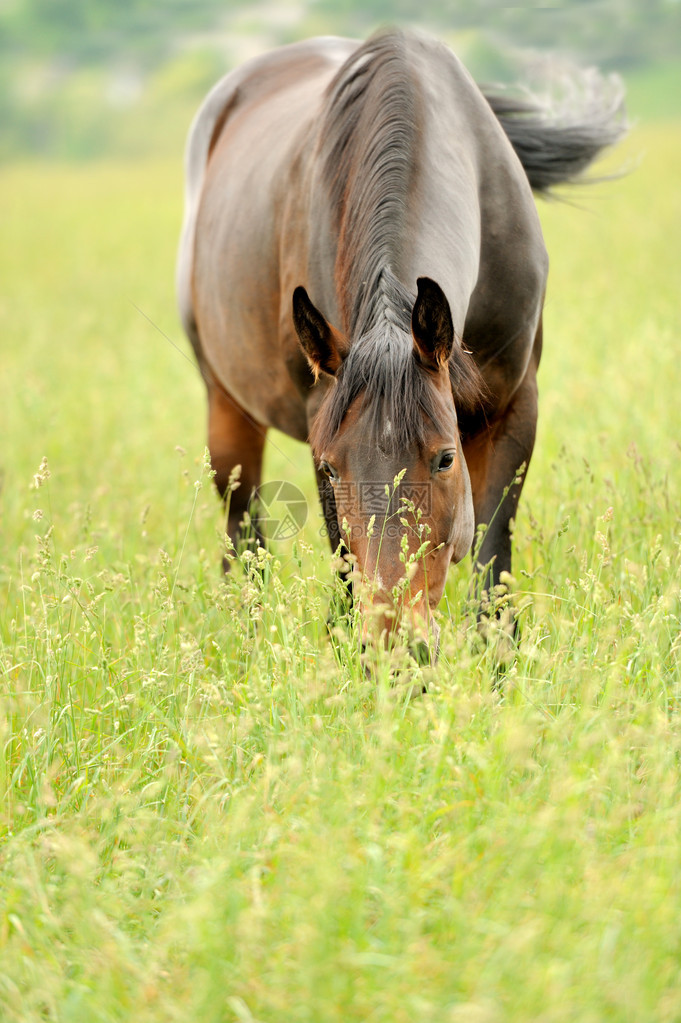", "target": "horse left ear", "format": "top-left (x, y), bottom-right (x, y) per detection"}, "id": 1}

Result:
top-left (292, 287), bottom-right (348, 380)
top-left (411, 277), bottom-right (454, 370)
